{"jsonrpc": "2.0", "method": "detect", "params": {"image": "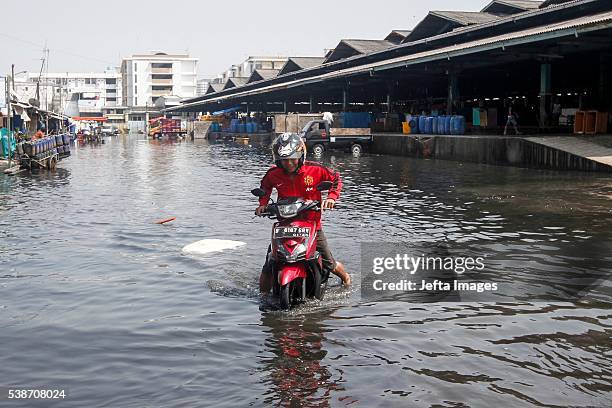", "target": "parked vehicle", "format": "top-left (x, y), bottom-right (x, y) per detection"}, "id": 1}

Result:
top-left (149, 118), bottom-right (186, 139)
top-left (252, 181), bottom-right (334, 310)
top-left (300, 120), bottom-right (372, 156)
top-left (101, 125), bottom-right (116, 136)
